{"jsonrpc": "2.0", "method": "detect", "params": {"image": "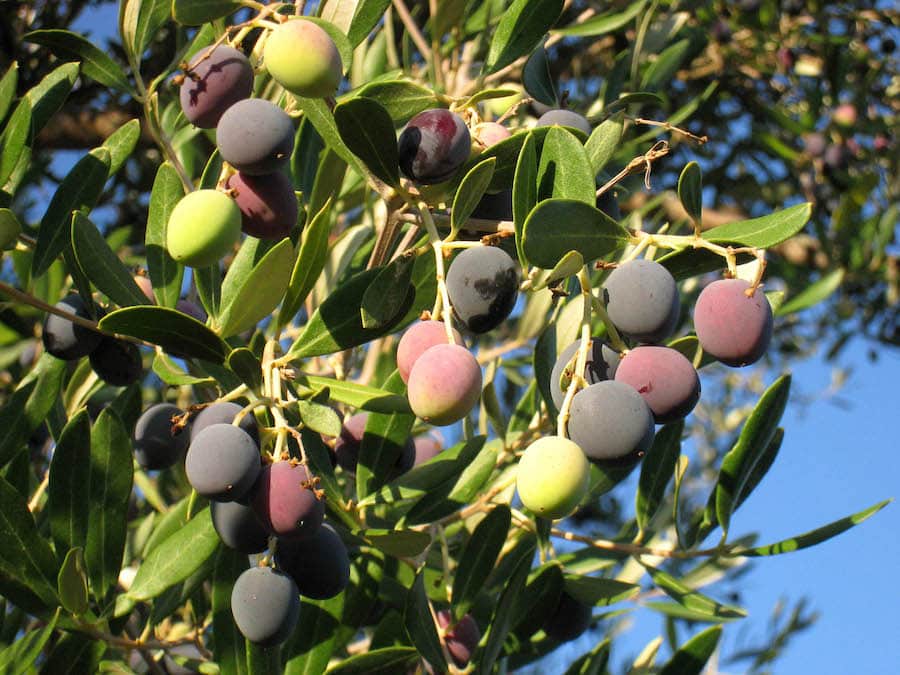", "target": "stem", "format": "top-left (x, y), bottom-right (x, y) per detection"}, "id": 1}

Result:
top-left (548, 527), bottom-right (733, 560)
top-left (556, 267), bottom-right (593, 437)
top-left (391, 0), bottom-right (432, 70)
top-left (418, 205), bottom-right (457, 343)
